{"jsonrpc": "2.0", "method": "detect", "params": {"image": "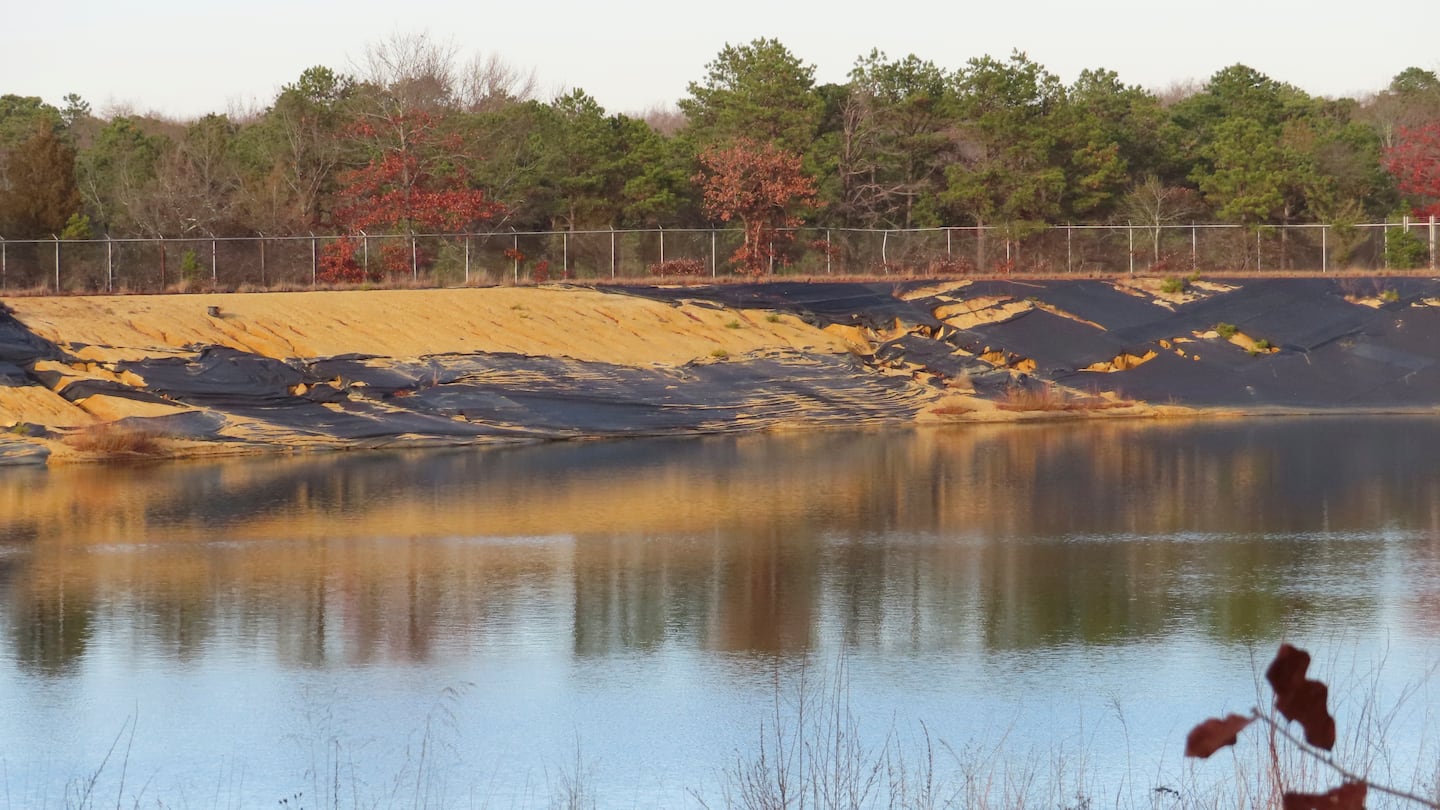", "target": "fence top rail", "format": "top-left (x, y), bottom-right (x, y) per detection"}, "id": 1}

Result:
top-left (0, 219), bottom-right (1435, 247)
